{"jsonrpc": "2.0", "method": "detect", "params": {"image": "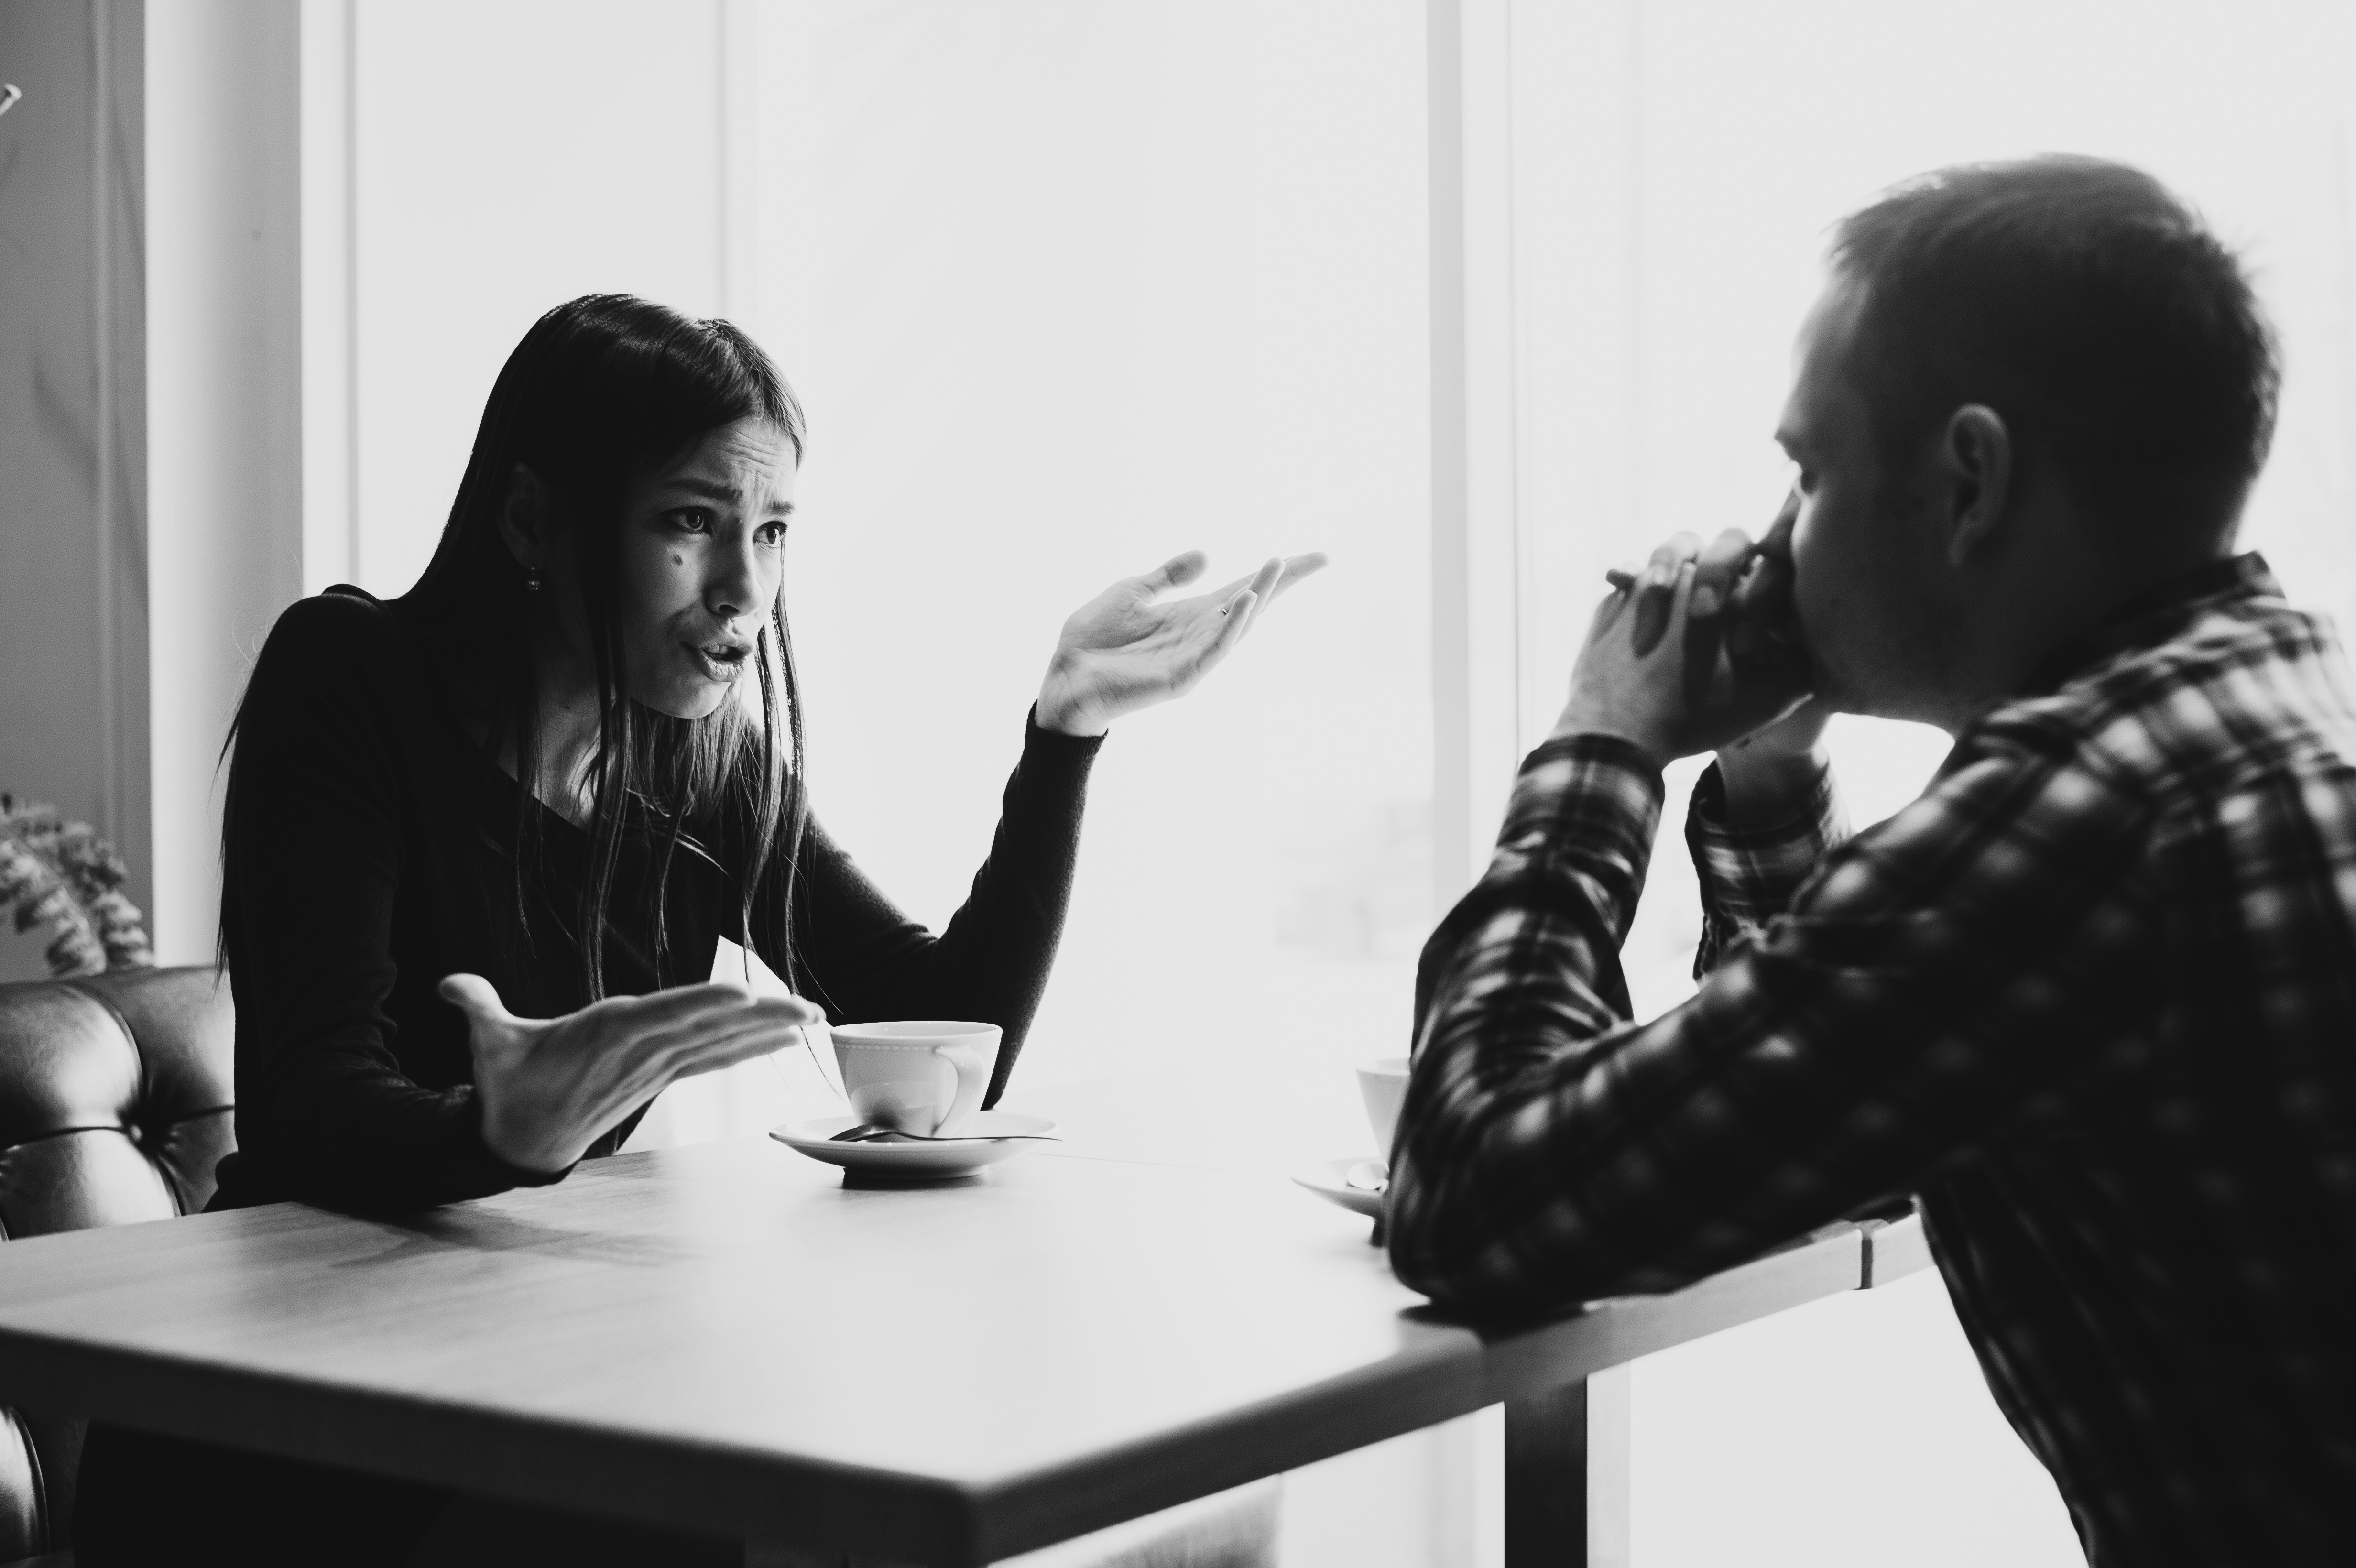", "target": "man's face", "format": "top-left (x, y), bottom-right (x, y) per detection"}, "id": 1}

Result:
top-left (1775, 276), bottom-right (1954, 721)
